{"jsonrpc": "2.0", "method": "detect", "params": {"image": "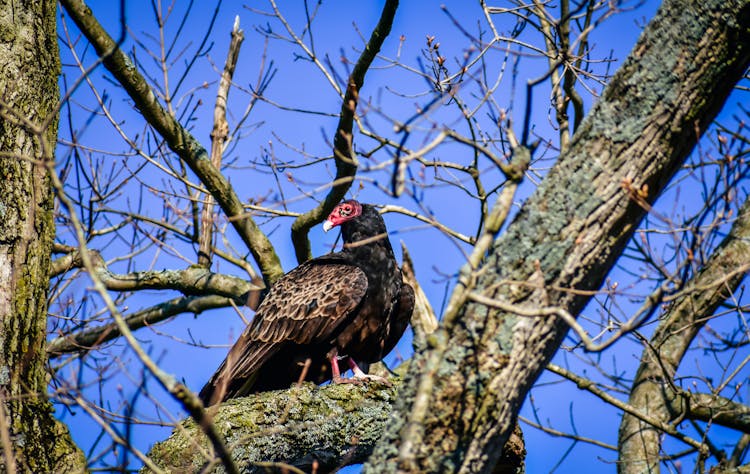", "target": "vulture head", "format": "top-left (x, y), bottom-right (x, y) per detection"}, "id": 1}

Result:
top-left (322, 200), bottom-right (388, 249)
top-left (322, 200), bottom-right (363, 232)
top-left (198, 198), bottom-right (413, 405)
